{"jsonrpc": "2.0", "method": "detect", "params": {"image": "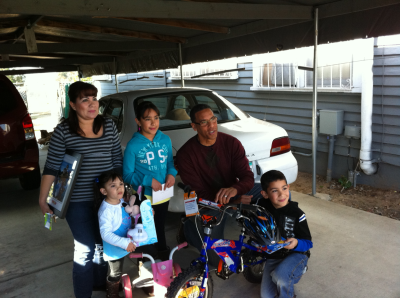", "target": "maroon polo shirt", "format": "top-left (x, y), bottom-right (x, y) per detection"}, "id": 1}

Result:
top-left (176, 132), bottom-right (254, 202)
